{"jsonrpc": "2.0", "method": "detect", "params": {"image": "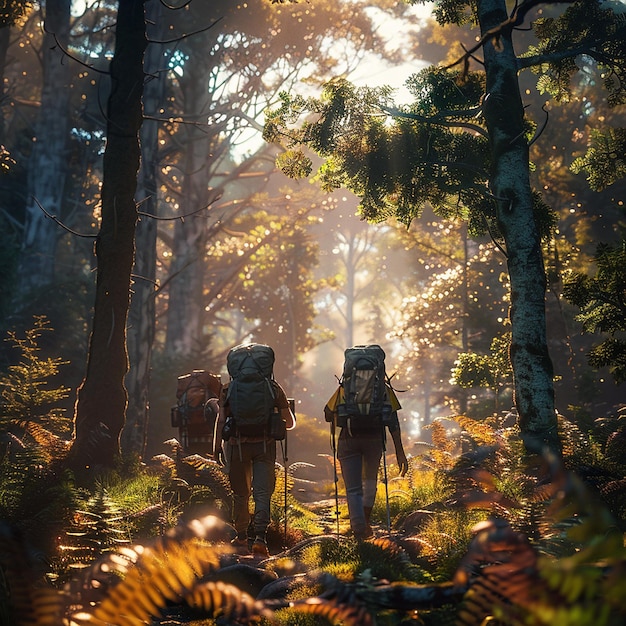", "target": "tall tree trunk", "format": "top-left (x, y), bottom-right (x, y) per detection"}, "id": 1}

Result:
top-left (458, 225), bottom-right (469, 414)
top-left (16, 0), bottom-right (71, 297)
top-left (0, 25), bottom-right (9, 147)
top-left (67, 0), bottom-right (146, 474)
top-left (164, 58), bottom-right (215, 359)
top-left (121, 0), bottom-right (163, 458)
top-left (345, 236), bottom-right (356, 348)
top-left (478, 0), bottom-right (560, 455)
